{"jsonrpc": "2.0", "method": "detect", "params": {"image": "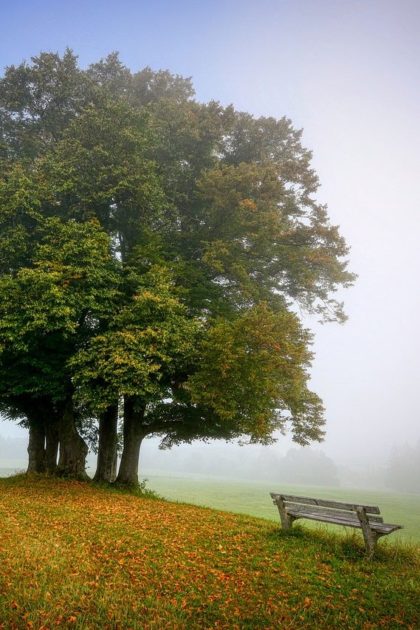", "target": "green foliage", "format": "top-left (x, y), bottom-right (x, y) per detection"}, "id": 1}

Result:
top-left (0, 49), bottom-right (91, 159)
top-left (194, 162), bottom-right (354, 320)
top-left (187, 303), bottom-right (324, 445)
top-left (39, 97), bottom-right (166, 246)
top-left (0, 218), bottom-right (119, 402)
top-left (71, 265), bottom-right (202, 412)
top-left (0, 161), bottom-right (46, 272)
